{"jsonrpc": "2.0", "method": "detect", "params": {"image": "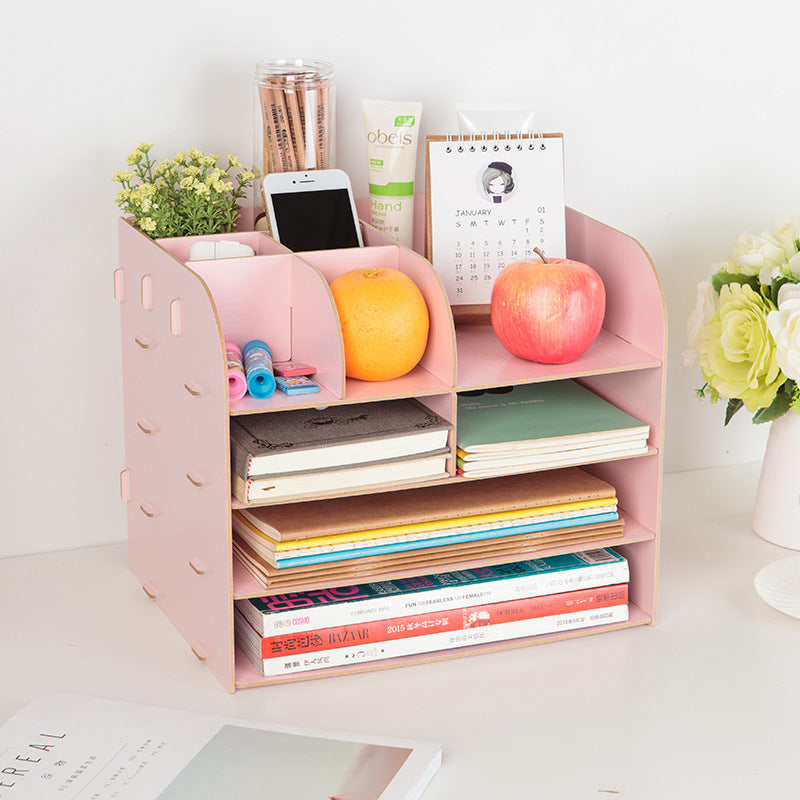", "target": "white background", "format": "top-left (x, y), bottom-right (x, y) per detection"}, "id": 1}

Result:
top-left (2, 0), bottom-right (796, 557)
